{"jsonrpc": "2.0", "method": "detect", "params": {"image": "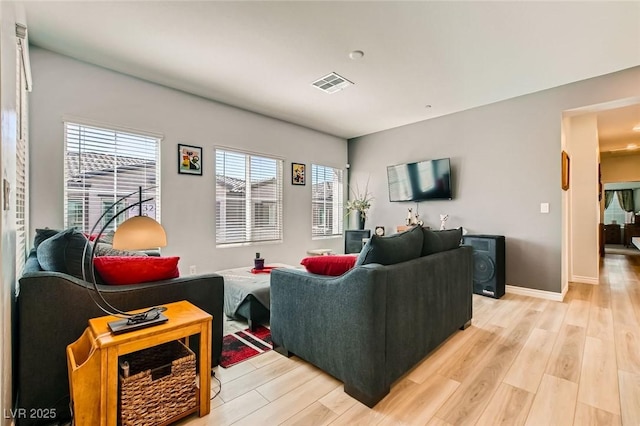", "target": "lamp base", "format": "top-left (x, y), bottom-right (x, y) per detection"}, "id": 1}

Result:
top-left (108, 313), bottom-right (168, 334)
